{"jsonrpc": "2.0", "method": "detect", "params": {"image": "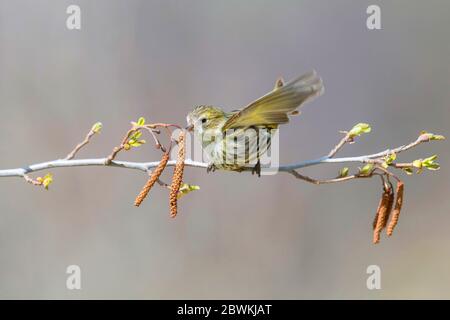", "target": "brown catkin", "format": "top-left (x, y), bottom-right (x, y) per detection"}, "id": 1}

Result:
top-left (169, 131), bottom-right (186, 218)
top-left (382, 189), bottom-right (395, 229)
top-left (372, 197), bottom-right (384, 230)
top-left (373, 188), bottom-right (394, 244)
top-left (134, 152), bottom-right (170, 207)
top-left (387, 182), bottom-right (404, 236)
